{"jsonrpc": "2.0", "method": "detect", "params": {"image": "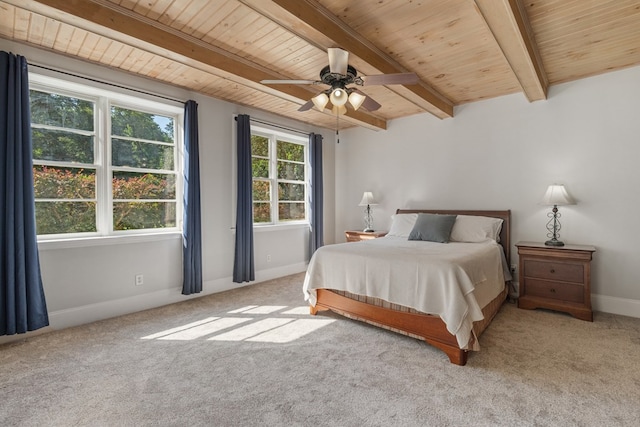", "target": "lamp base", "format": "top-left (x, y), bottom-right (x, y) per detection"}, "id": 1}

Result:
top-left (545, 239), bottom-right (565, 247)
